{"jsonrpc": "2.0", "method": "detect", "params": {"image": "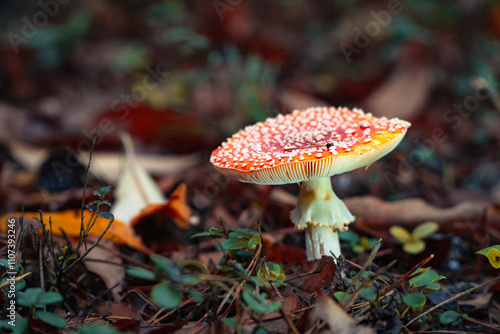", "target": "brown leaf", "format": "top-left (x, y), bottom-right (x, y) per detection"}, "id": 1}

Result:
top-left (285, 257), bottom-right (336, 293)
top-left (364, 62), bottom-right (430, 120)
top-left (313, 292), bottom-right (374, 334)
top-left (345, 196), bottom-right (499, 231)
top-left (81, 238), bottom-right (124, 301)
top-left (271, 188), bottom-right (500, 231)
